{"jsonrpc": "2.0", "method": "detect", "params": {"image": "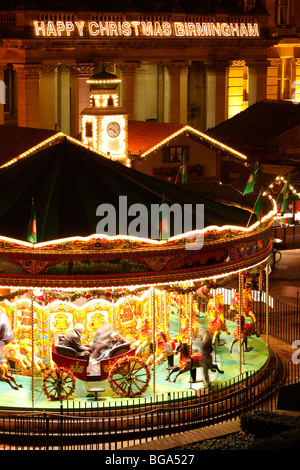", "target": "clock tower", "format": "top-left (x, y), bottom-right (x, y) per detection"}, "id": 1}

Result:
top-left (81, 65), bottom-right (129, 165)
